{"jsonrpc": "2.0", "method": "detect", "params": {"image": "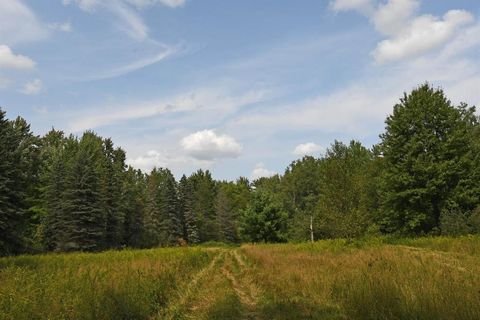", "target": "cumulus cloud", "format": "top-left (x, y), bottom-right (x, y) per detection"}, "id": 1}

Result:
top-left (372, 0), bottom-right (419, 36)
top-left (330, 0), bottom-right (475, 63)
top-left (127, 150), bottom-right (168, 171)
top-left (0, 45), bottom-right (36, 70)
top-left (250, 163), bottom-right (276, 181)
top-left (0, 0), bottom-right (49, 45)
top-left (181, 130), bottom-right (242, 160)
top-left (373, 10), bottom-right (474, 64)
top-left (20, 79), bottom-right (43, 95)
top-left (293, 143), bottom-right (325, 157)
